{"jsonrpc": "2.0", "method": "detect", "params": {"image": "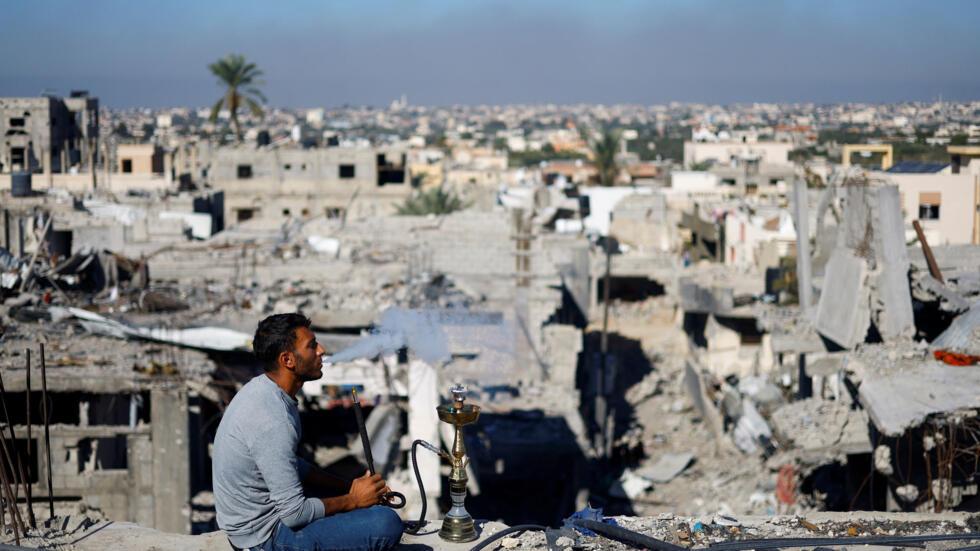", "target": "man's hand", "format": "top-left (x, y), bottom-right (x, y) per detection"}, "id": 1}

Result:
top-left (348, 470), bottom-right (387, 509)
top-left (322, 470), bottom-right (392, 515)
